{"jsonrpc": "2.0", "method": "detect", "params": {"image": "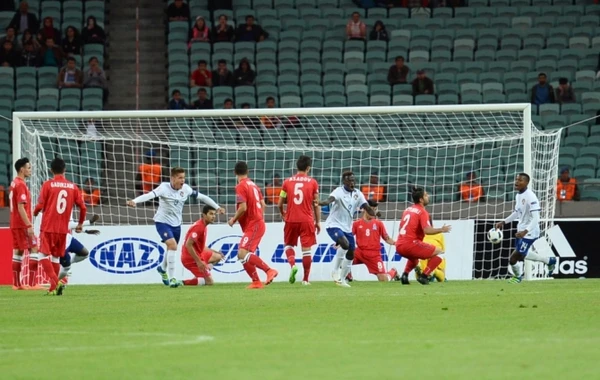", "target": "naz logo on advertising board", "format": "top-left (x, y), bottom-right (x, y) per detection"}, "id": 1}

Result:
top-left (208, 235), bottom-right (402, 274)
top-left (89, 237), bottom-right (165, 274)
